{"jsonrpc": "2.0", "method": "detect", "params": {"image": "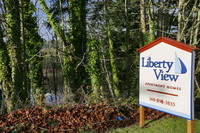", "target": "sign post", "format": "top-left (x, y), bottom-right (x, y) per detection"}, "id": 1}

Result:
top-left (187, 120), bottom-right (194, 133)
top-left (138, 37), bottom-right (196, 132)
top-left (140, 106), bottom-right (144, 128)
